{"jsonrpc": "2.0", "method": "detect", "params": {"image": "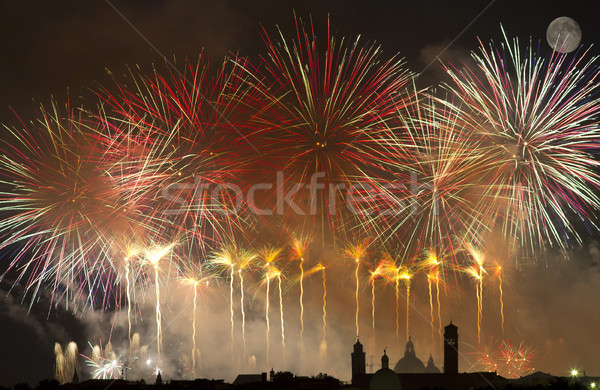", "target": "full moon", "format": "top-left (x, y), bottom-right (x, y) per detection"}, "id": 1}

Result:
top-left (546, 16), bottom-right (582, 53)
